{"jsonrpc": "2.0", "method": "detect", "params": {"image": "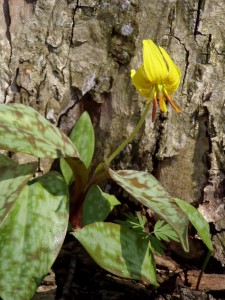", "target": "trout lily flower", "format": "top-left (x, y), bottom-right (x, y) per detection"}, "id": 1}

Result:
top-left (131, 39), bottom-right (181, 121)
